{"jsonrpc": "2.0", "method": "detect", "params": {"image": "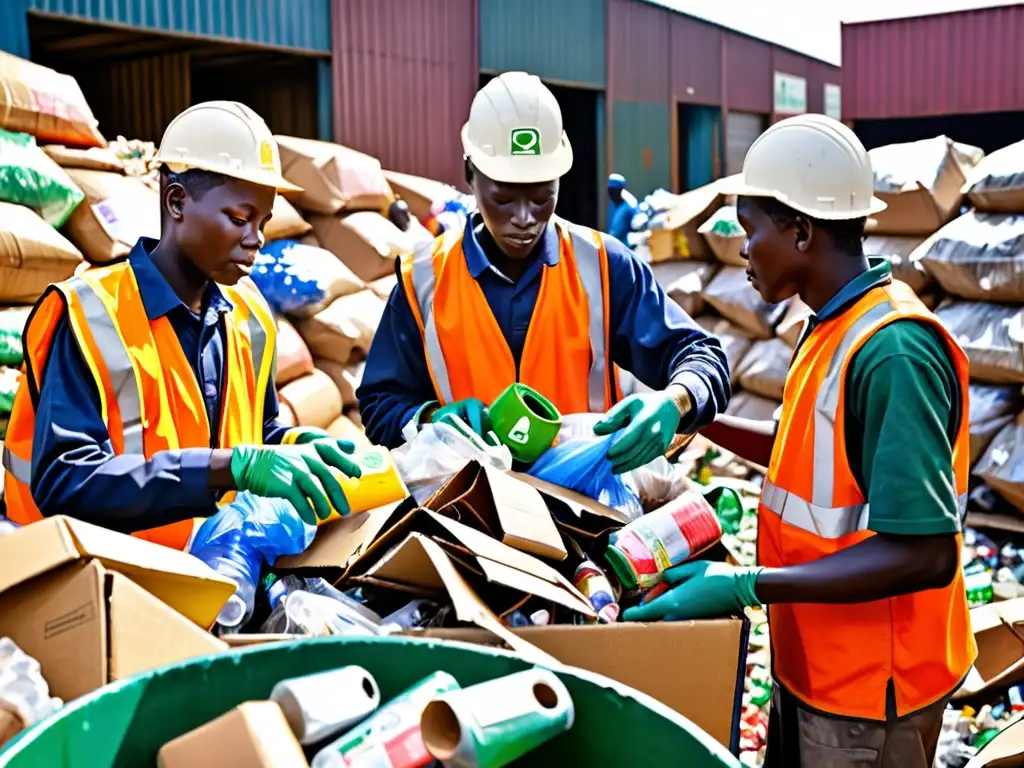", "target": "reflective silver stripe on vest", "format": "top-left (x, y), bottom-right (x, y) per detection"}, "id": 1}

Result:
top-left (567, 226), bottom-right (609, 412)
top-left (244, 299), bottom-right (268, 387)
top-left (66, 277), bottom-right (145, 455)
top-left (409, 235), bottom-right (455, 404)
top-left (1, 445), bottom-right (31, 485)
